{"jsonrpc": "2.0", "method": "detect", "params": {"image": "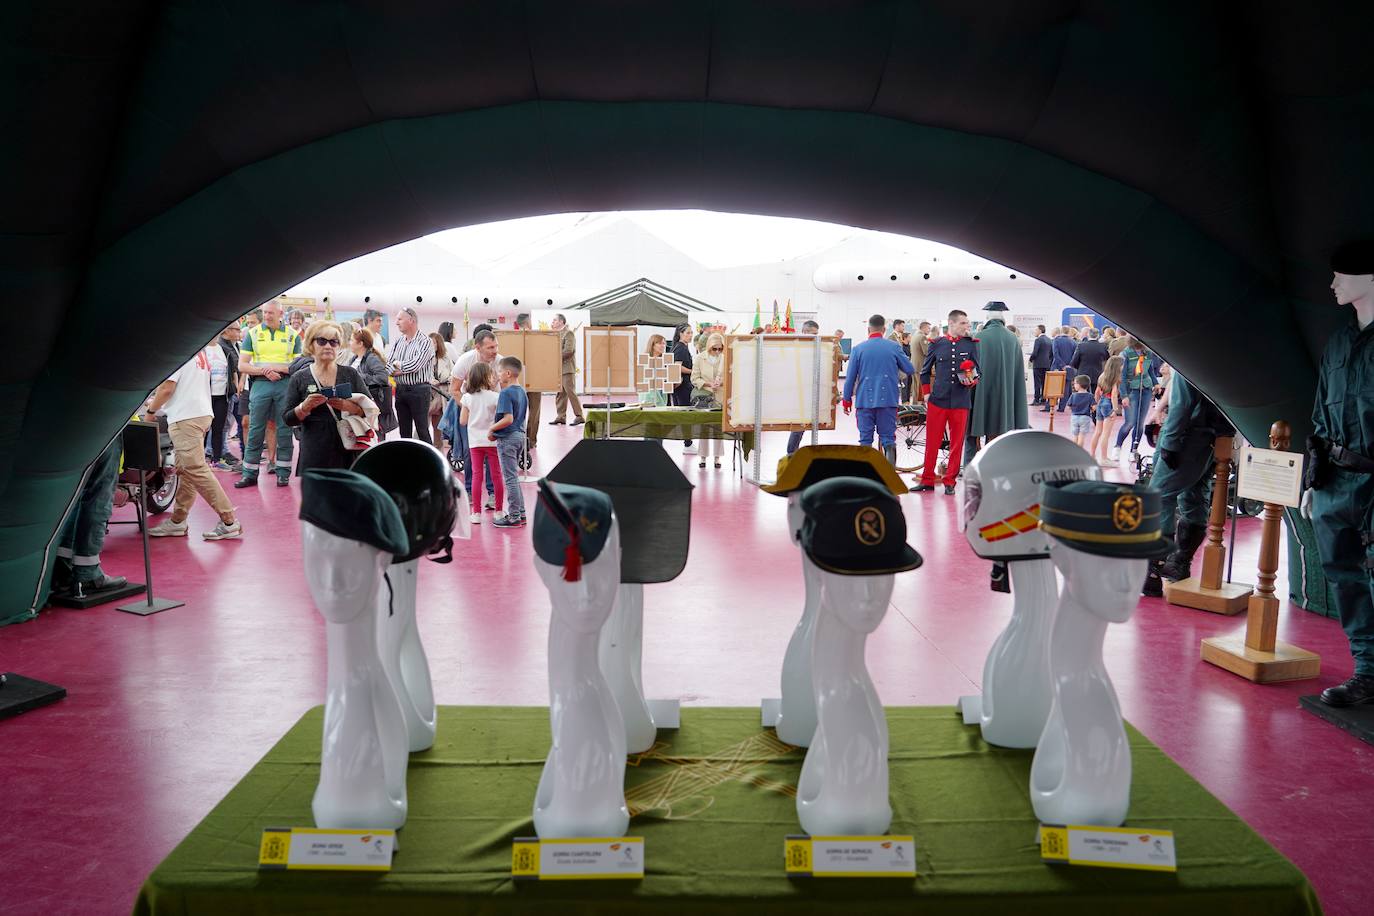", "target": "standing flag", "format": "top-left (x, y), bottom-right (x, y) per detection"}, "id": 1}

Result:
top-left (463, 296), bottom-right (470, 338)
top-left (753, 298), bottom-right (762, 330)
top-left (784, 299), bottom-right (793, 332)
